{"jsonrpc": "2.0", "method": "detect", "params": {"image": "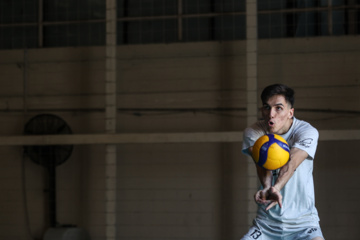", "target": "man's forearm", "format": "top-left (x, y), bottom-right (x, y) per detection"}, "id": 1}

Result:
top-left (273, 160), bottom-right (295, 191)
top-left (273, 147), bottom-right (308, 190)
top-left (256, 164), bottom-right (273, 189)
